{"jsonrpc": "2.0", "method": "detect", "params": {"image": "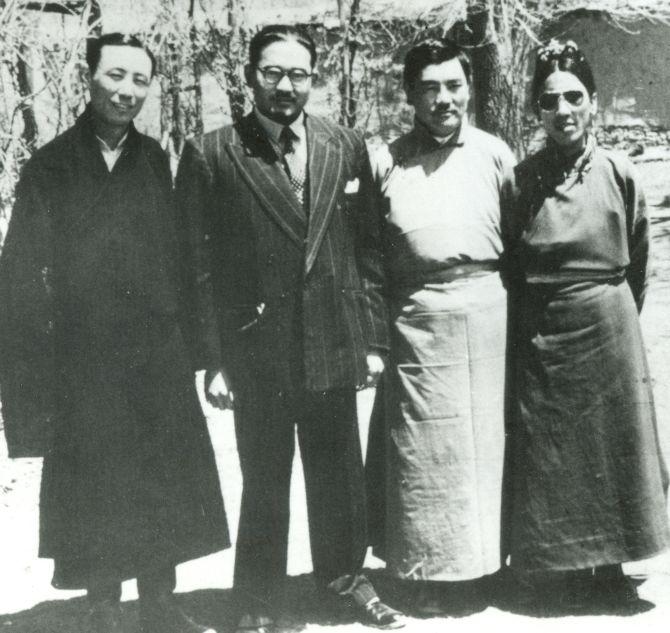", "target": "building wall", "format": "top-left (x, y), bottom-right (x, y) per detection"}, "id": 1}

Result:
top-left (550, 14), bottom-right (670, 127)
